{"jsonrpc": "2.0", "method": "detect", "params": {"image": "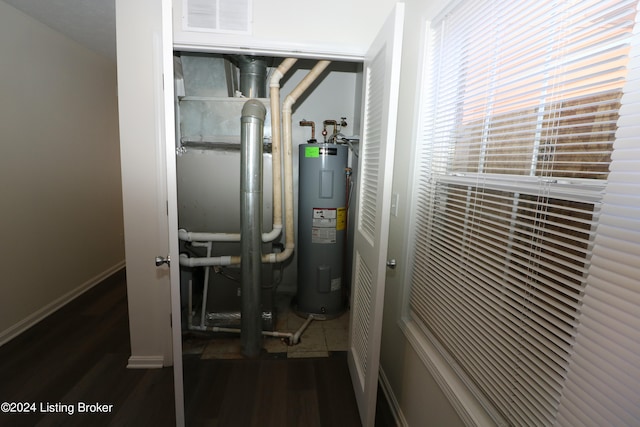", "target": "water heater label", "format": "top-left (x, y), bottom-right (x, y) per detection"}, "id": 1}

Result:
top-left (319, 147), bottom-right (338, 156)
top-left (312, 208), bottom-right (337, 243)
top-left (305, 146), bottom-right (320, 158)
top-left (336, 207), bottom-right (346, 231)
top-left (312, 227), bottom-right (336, 243)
